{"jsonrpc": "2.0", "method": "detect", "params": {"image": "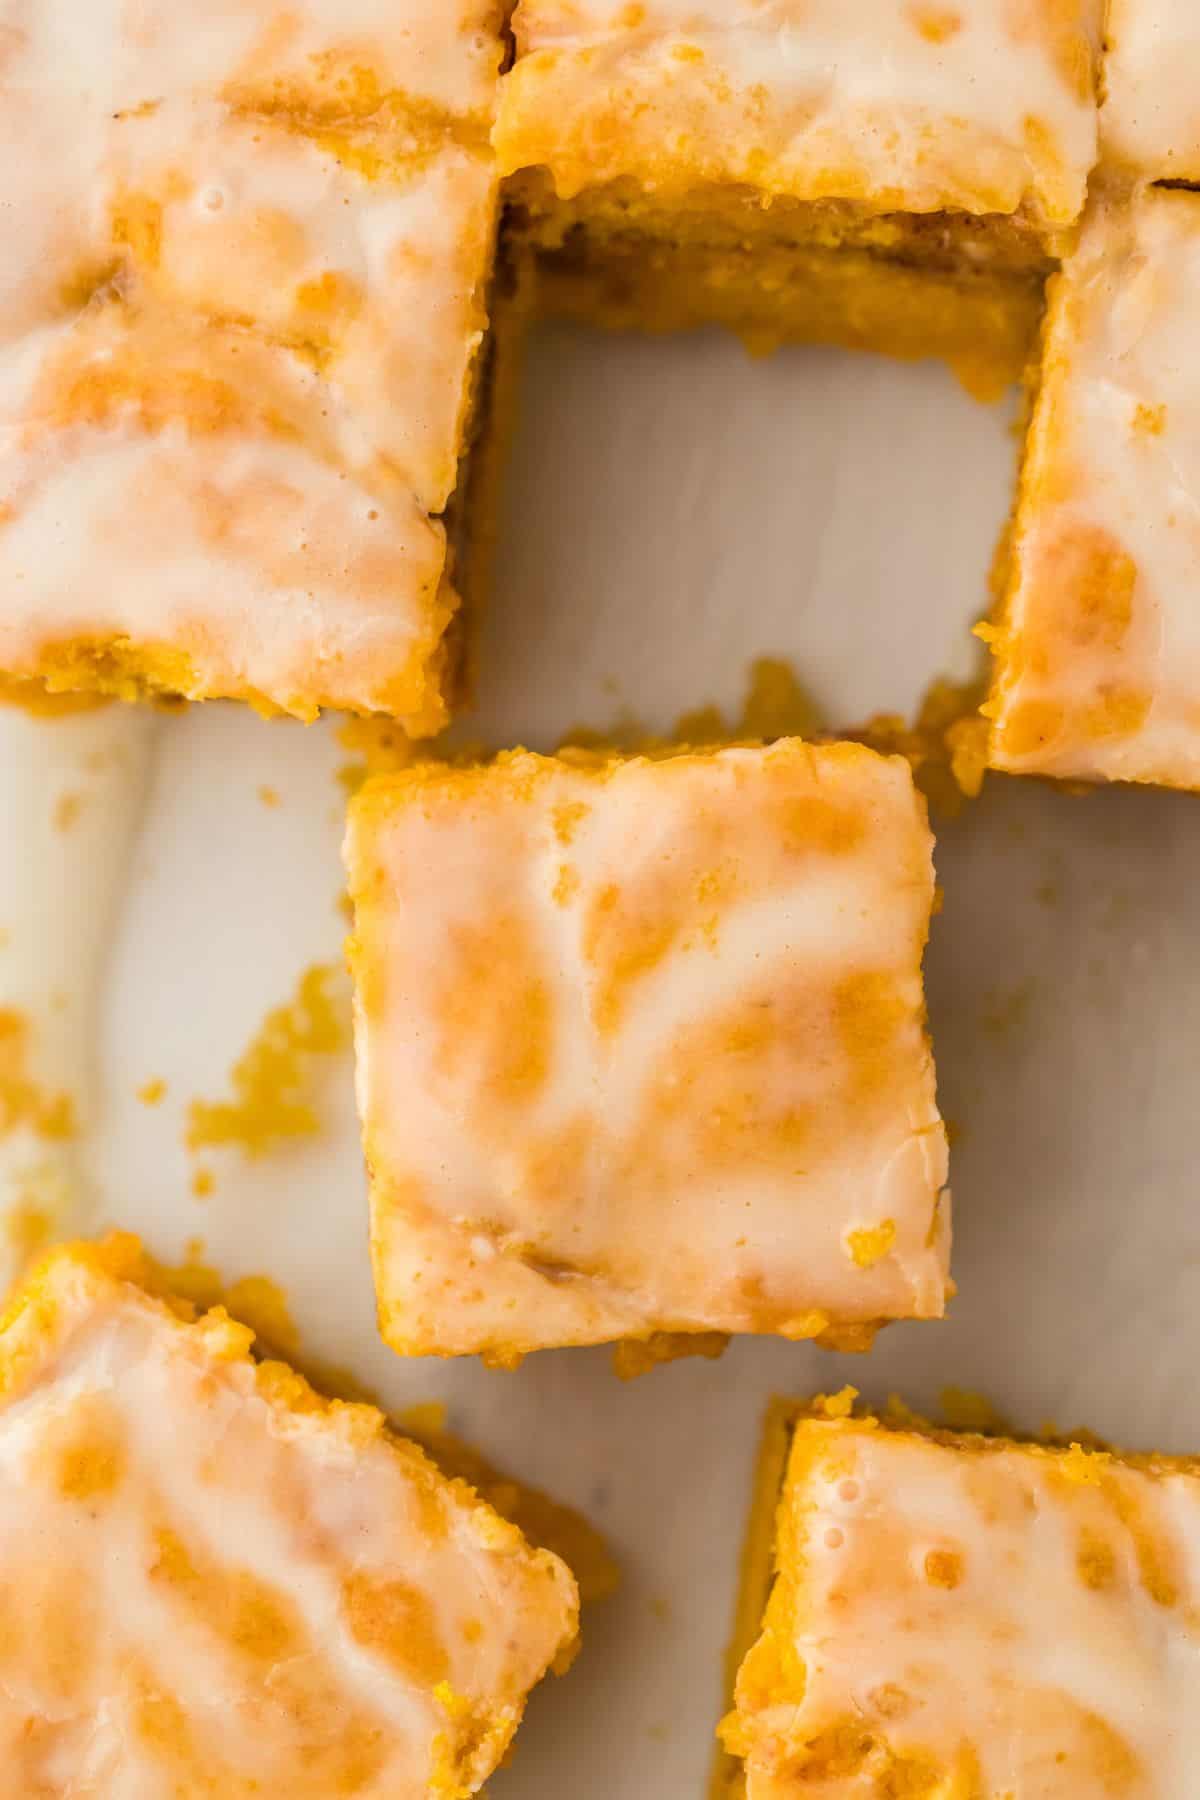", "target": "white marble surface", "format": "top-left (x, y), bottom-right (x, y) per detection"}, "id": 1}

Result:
top-left (4, 322), bottom-right (1199, 1795)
